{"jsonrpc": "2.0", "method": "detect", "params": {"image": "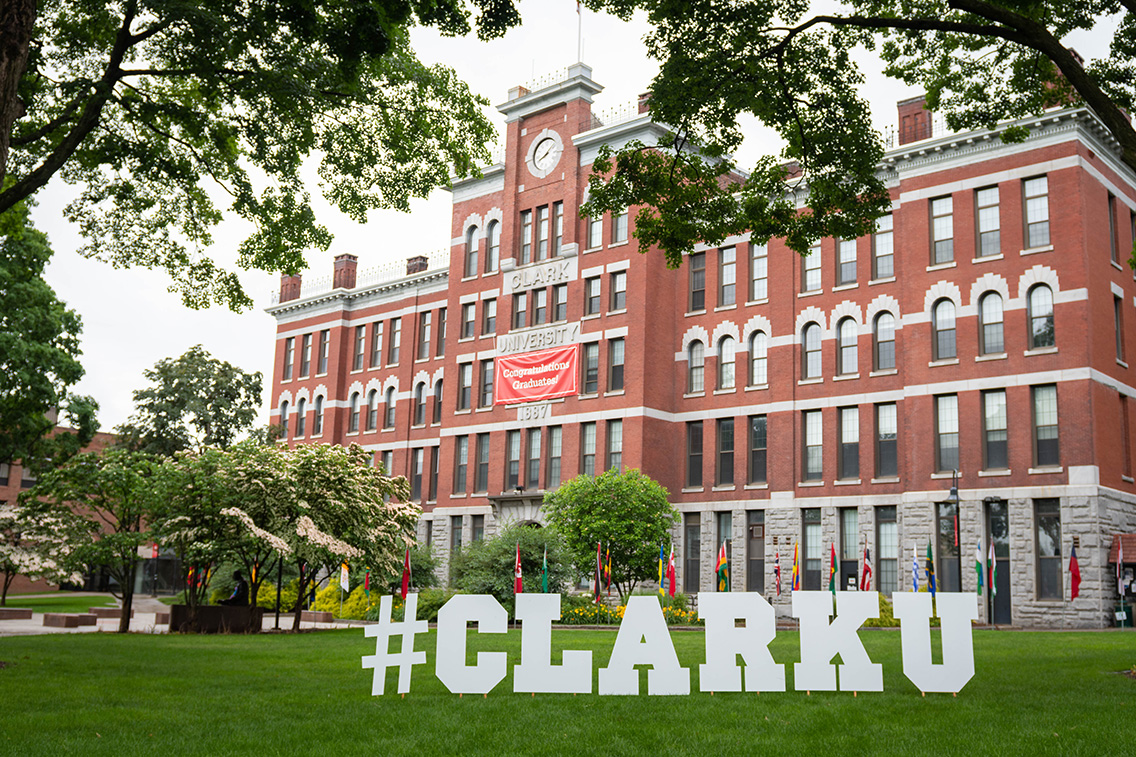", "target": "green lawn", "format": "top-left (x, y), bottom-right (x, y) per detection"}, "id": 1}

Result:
top-left (2, 593), bottom-right (118, 615)
top-left (0, 628), bottom-right (1131, 756)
